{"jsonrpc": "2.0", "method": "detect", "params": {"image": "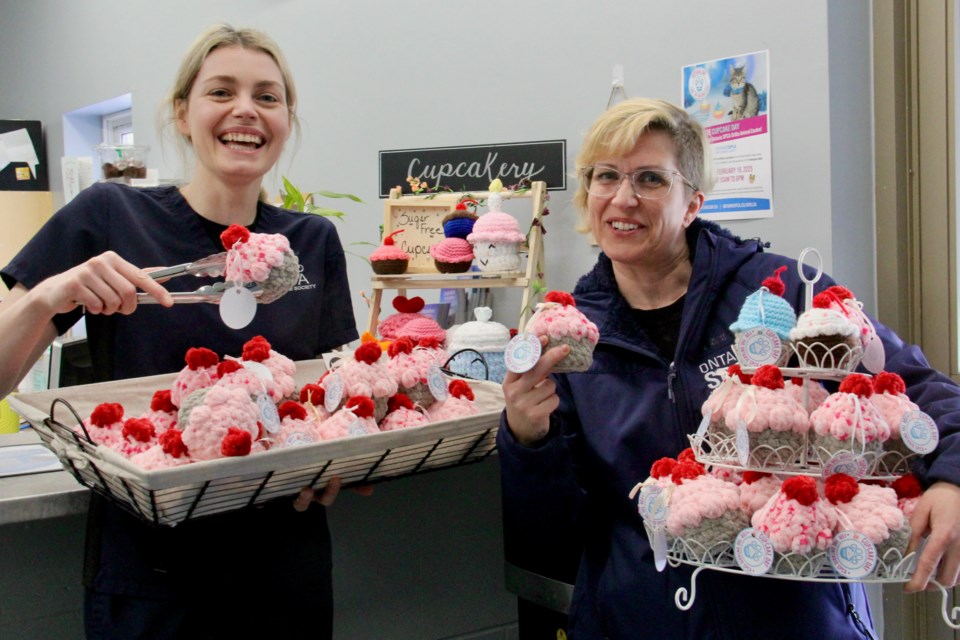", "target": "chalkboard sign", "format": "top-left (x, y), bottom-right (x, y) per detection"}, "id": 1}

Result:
top-left (384, 199), bottom-right (456, 273)
top-left (379, 139), bottom-right (565, 198)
